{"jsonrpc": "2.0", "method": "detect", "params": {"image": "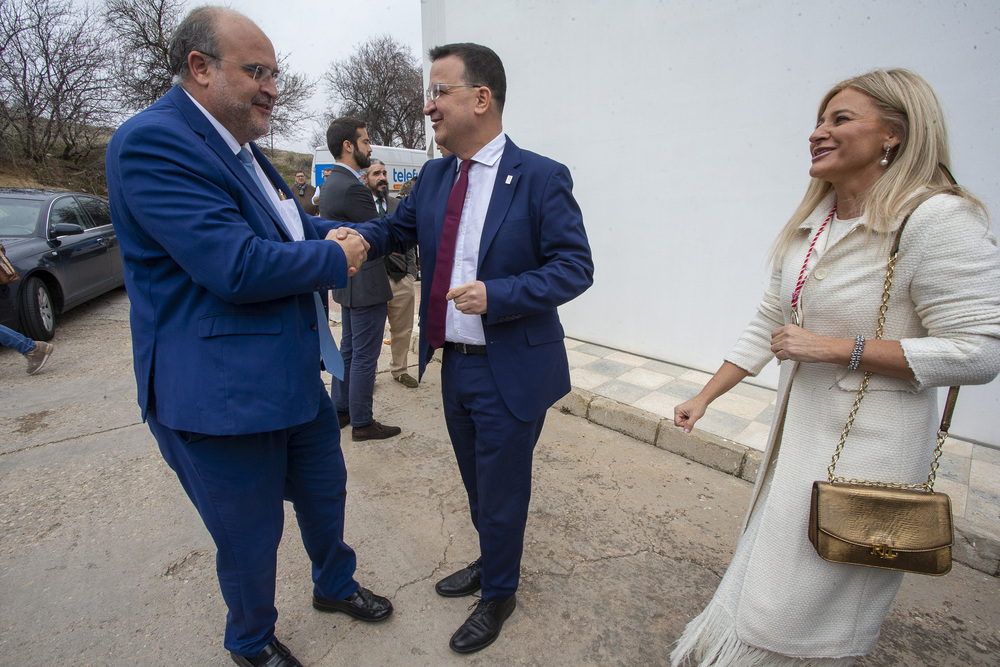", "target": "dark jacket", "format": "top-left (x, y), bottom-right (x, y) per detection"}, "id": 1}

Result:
top-left (318, 165), bottom-right (392, 308)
